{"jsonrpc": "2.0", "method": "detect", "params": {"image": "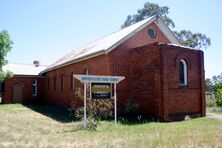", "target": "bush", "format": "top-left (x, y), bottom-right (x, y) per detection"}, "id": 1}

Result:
top-left (206, 94), bottom-right (216, 107)
top-left (216, 89), bottom-right (222, 106)
top-left (207, 106), bottom-right (222, 113)
top-left (124, 98), bottom-right (139, 116)
top-left (69, 87), bottom-right (113, 130)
